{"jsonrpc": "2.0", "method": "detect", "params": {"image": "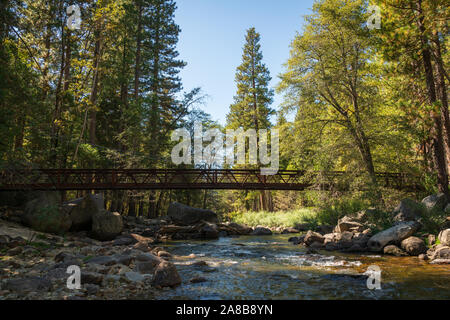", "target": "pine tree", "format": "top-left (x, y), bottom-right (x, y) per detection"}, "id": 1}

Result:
top-left (227, 27), bottom-right (274, 131)
top-left (227, 27), bottom-right (275, 211)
